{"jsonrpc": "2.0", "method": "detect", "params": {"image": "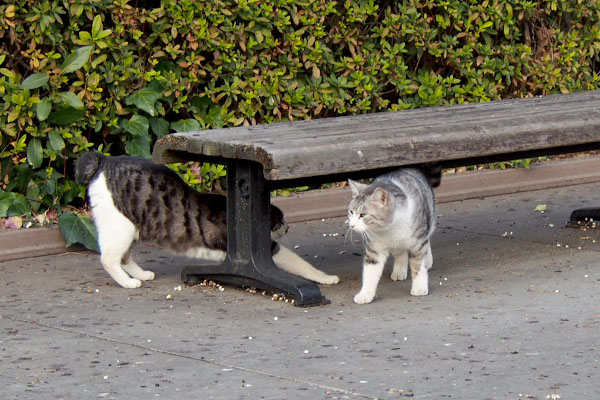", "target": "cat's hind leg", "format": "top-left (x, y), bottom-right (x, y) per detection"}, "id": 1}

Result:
top-left (409, 241), bottom-right (432, 296)
top-left (122, 251), bottom-right (155, 282)
top-left (391, 250), bottom-right (409, 281)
